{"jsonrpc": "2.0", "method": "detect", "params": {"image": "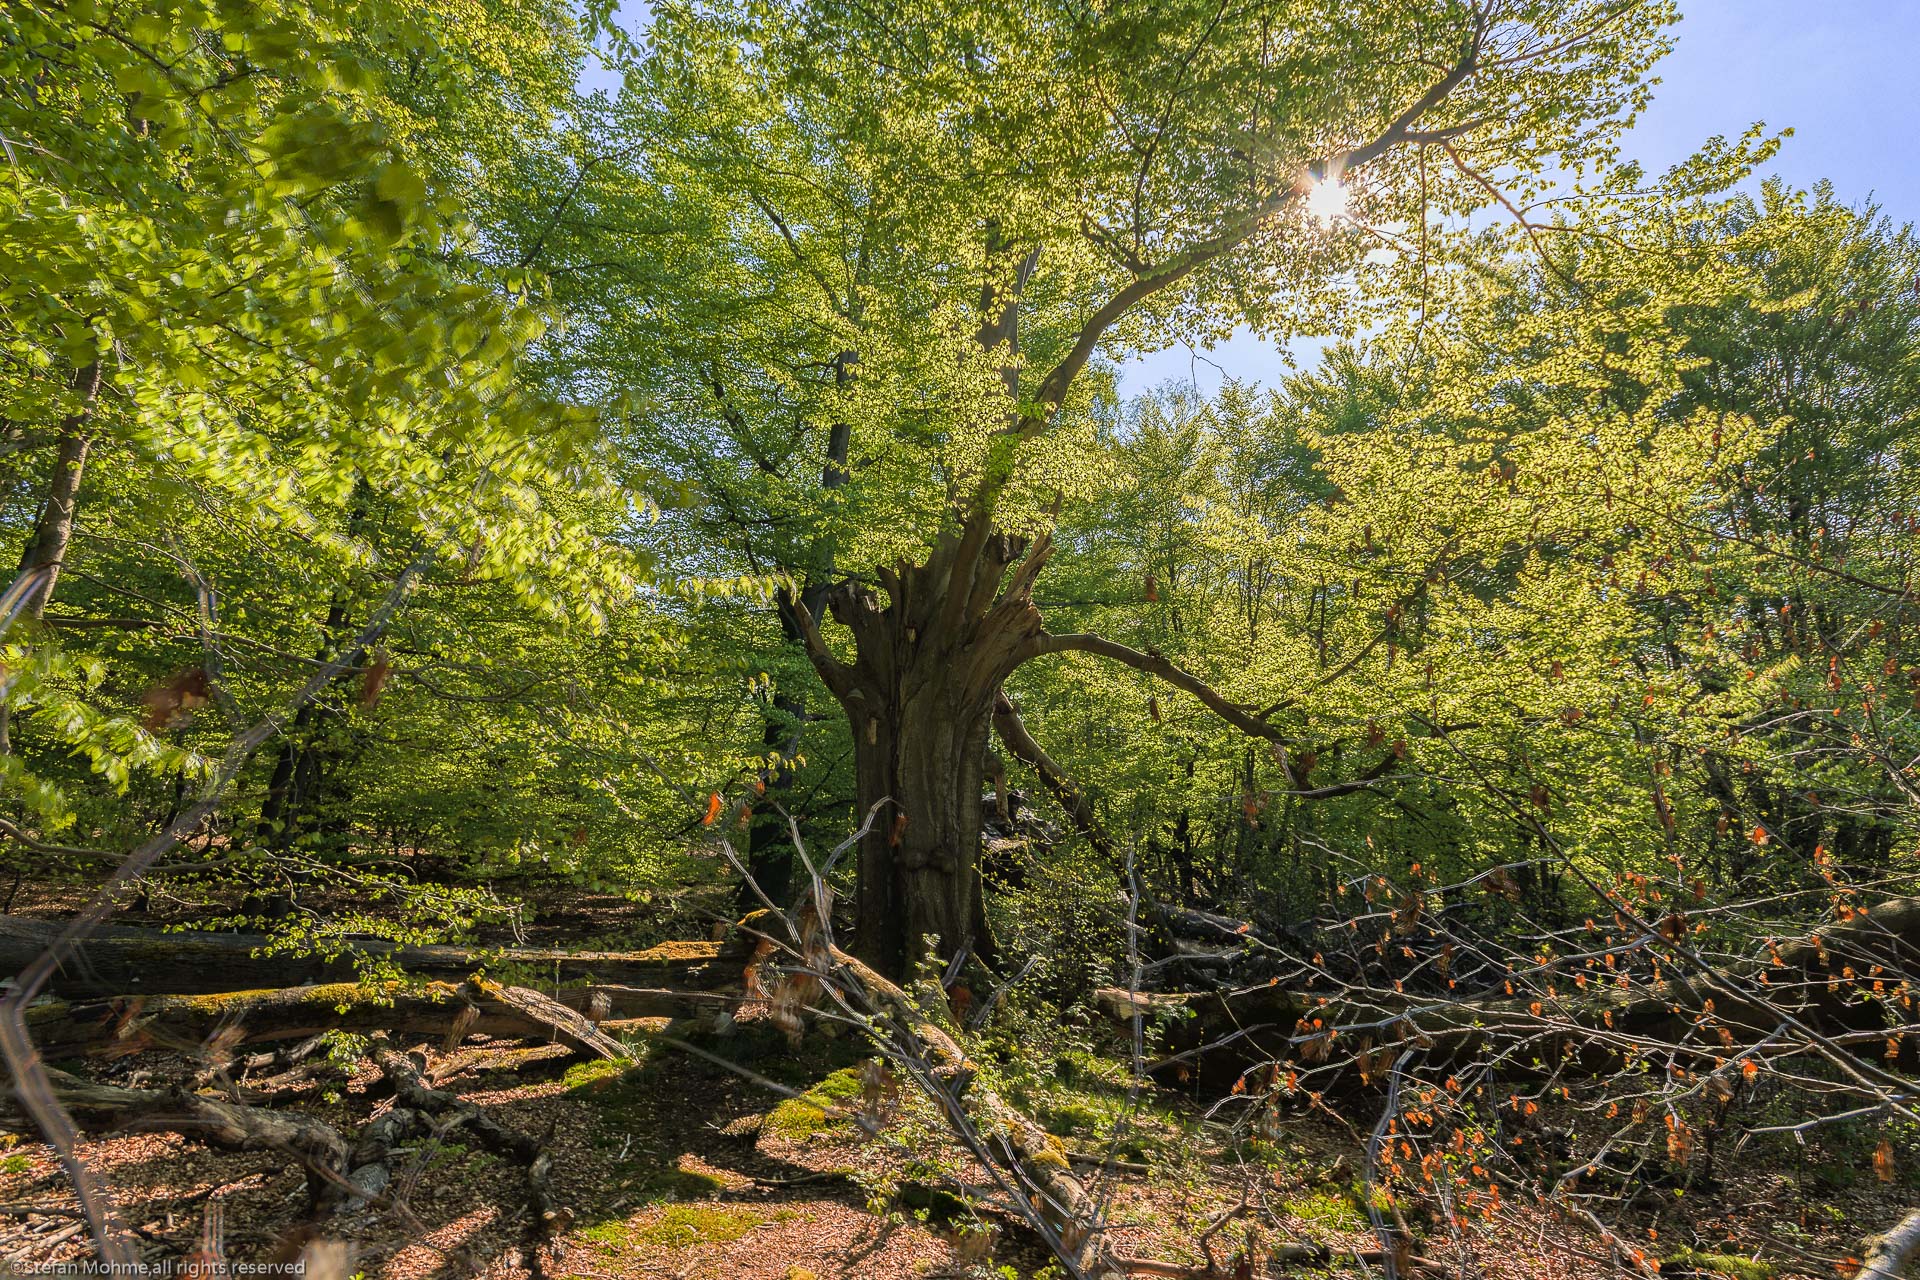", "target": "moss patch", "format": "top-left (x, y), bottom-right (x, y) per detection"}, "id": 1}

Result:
top-left (577, 1204), bottom-right (777, 1253)
top-left (637, 1204), bottom-right (779, 1248)
top-left (561, 1057), bottom-right (628, 1091)
top-left (1662, 1249), bottom-right (1775, 1280)
top-left (762, 1066), bottom-right (865, 1140)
